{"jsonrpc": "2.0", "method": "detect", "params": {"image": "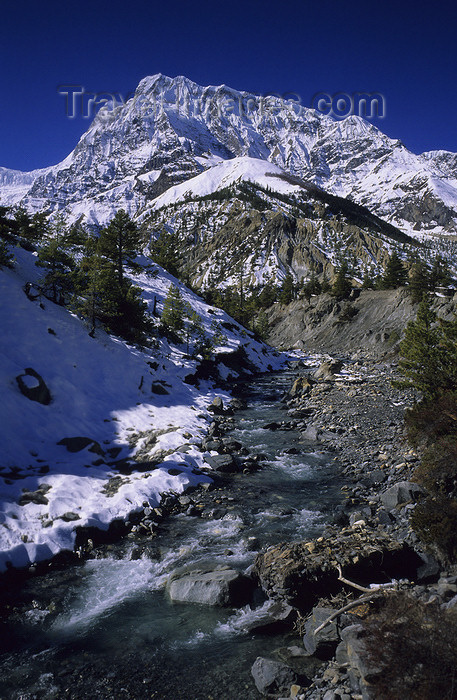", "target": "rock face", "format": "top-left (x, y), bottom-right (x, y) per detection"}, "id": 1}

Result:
top-left (266, 288), bottom-right (457, 356)
top-left (166, 565), bottom-right (254, 607)
top-left (15, 368), bottom-right (51, 405)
